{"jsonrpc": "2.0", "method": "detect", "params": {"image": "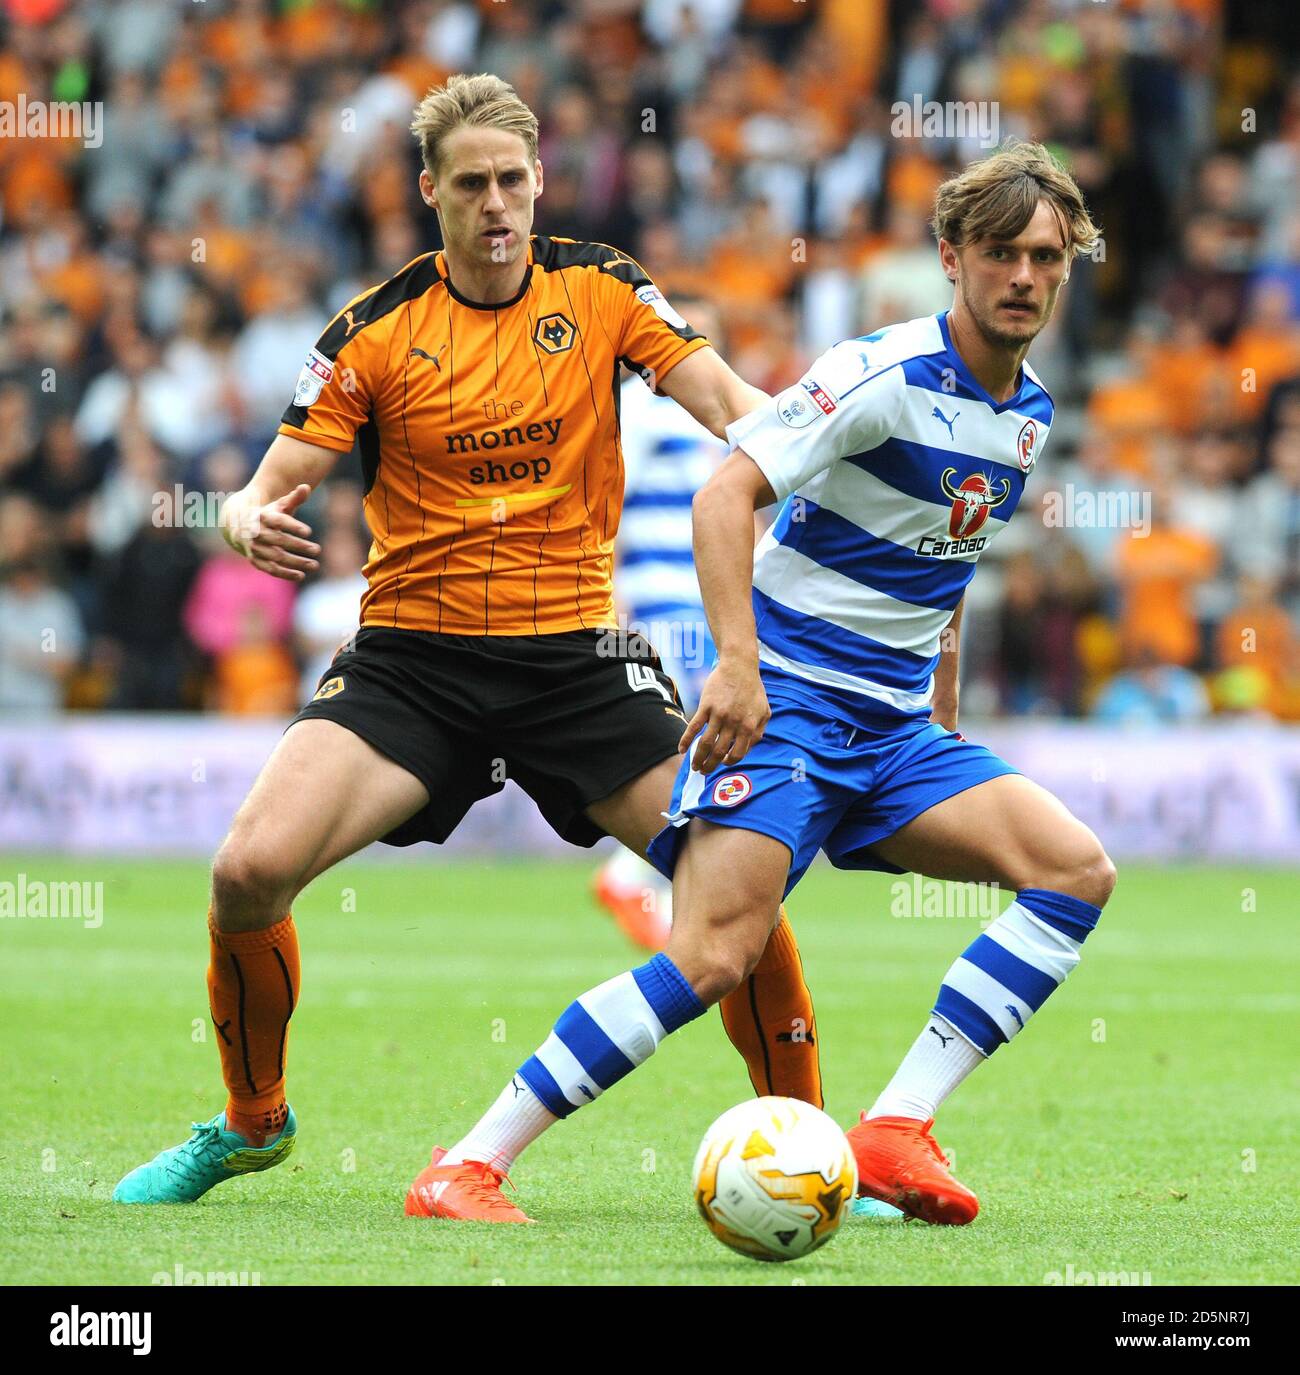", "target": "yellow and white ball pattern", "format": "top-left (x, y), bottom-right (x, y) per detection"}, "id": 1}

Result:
top-left (693, 1096), bottom-right (857, 1262)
